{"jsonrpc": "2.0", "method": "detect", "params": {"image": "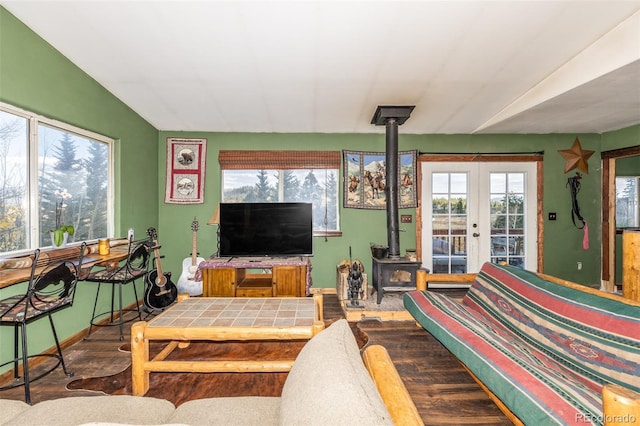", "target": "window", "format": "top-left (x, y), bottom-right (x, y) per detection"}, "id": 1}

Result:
top-left (0, 103), bottom-right (114, 254)
top-left (219, 150), bottom-right (341, 236)
top-left (616, 176), bottom-right (639, 228)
